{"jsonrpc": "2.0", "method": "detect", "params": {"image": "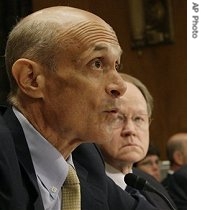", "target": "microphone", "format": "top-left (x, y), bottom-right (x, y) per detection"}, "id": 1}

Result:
top-left (124, 173), bottom-right (176, 210)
